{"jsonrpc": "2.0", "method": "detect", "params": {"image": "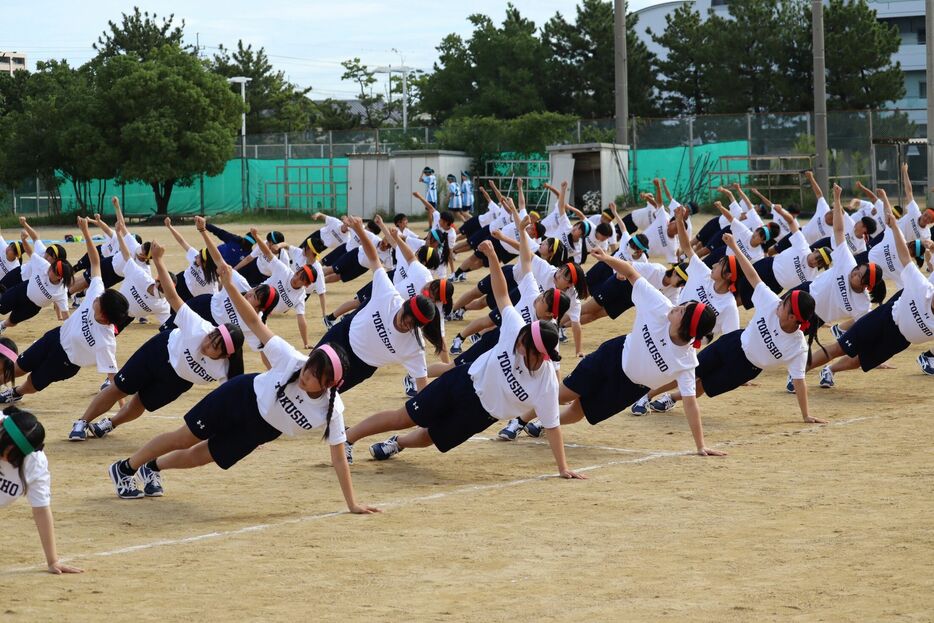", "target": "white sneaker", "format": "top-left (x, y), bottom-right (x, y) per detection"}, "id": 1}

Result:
top-left (68, 420), bottom-right (88, 441)
top-left (917, 353), bottom-right (934, 376)
top-left (630, 394), bottom-right (649, 416)
top-left (138, 464), bottom-right (163, 497)
top-left (819, 365), bottom-right (835, 388)
top-left (648, 393), bottom-right (675, 412)
top-left (450, 335), bottom-right (464, 354)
